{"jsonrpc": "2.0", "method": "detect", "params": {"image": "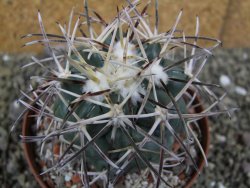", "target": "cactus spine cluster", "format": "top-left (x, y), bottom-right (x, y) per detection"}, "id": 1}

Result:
top-left (14, 0), bottom-right (228, 187)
